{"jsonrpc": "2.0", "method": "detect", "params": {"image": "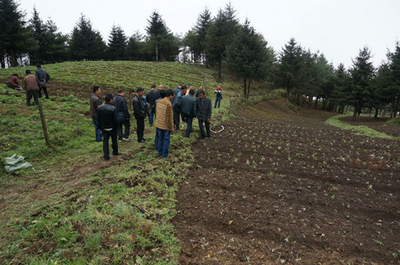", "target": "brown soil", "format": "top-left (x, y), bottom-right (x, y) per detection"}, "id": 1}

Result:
top-left (173, 99), bottom-right (400, 264)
